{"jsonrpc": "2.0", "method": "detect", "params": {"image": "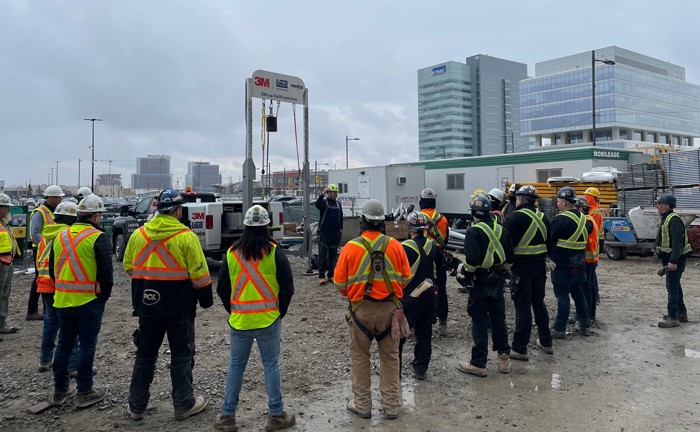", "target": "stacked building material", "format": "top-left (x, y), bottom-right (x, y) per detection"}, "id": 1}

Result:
top-left (616, 163), bottom-right (666, 190)
top-left (660, 149), bottom-right (700, 187)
